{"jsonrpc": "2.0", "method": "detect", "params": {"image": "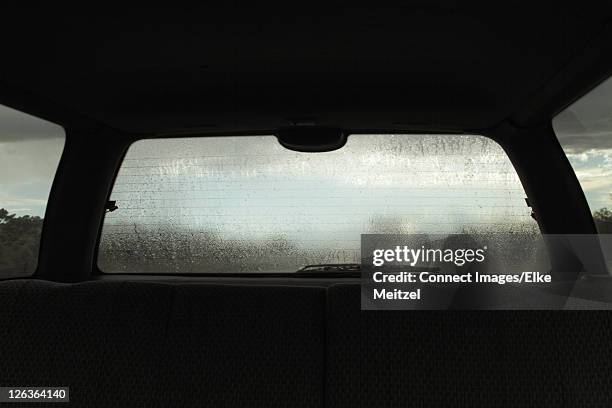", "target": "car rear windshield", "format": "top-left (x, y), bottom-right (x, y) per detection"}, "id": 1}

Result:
top-left (98, 134), bottom-right (538, 273)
